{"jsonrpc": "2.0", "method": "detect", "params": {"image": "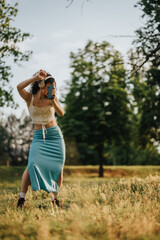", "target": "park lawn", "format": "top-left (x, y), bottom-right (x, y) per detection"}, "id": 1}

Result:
top-left (0, 165), bottom-right (160, 195)
top-left (0, 166), bottom-right (160, 240)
